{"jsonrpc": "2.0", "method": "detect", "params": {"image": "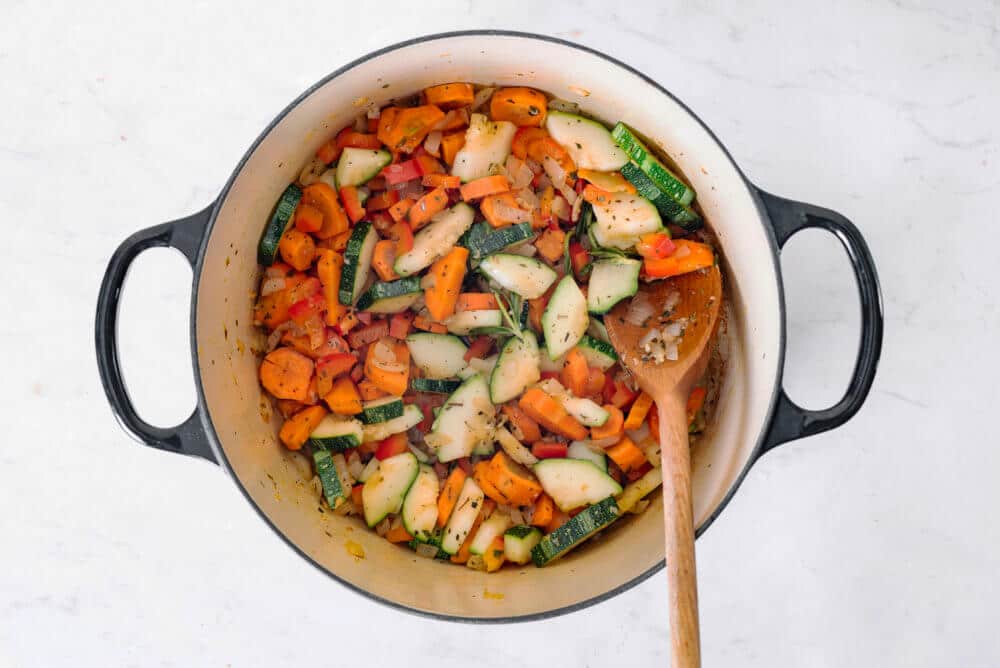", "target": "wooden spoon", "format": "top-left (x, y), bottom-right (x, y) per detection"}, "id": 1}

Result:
top-left (605, 265), bottom-right (722, 668)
